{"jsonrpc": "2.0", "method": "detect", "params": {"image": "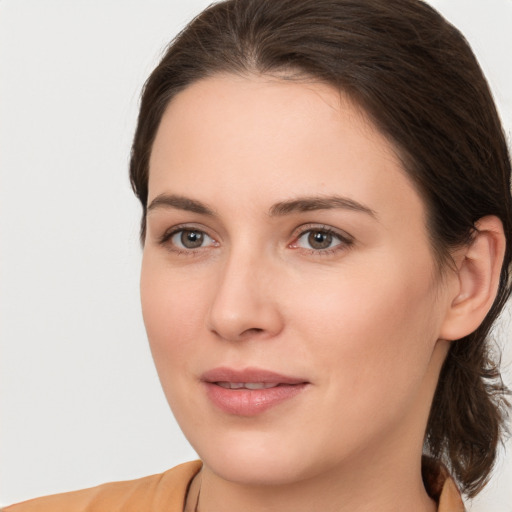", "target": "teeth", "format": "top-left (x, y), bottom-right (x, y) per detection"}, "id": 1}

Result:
top-left (245, 382), bottom-right (279, 390)
top-left (216, 382), bottom-right (279, 390)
